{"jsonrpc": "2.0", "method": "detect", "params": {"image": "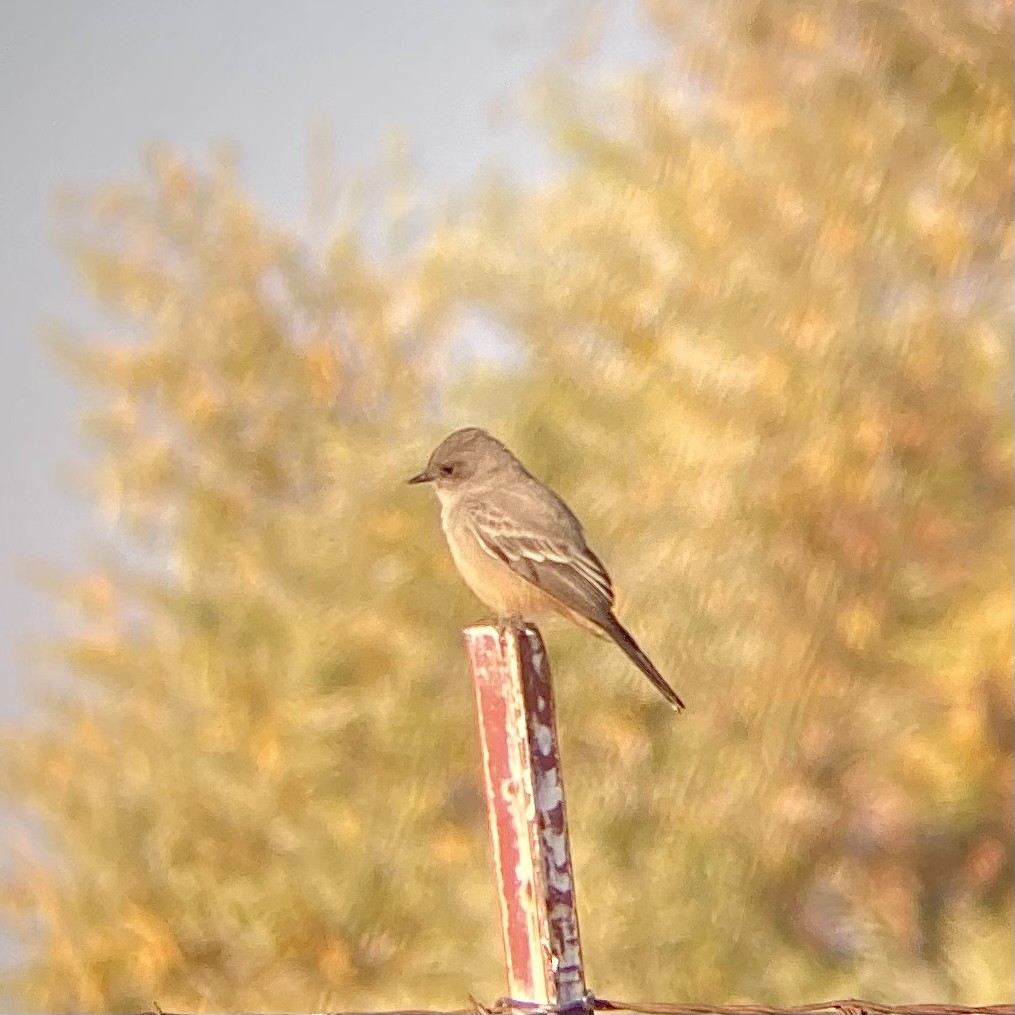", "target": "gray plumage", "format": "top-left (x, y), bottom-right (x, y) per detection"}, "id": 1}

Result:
top-left (409, 427), bottom-right (684, 711)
